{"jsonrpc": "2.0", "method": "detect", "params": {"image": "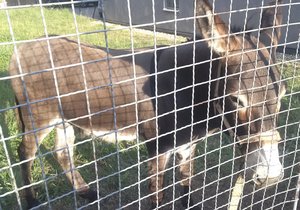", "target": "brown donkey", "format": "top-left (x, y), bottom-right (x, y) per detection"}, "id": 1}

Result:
top-left (9, 0), bottom-right (285, 209)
